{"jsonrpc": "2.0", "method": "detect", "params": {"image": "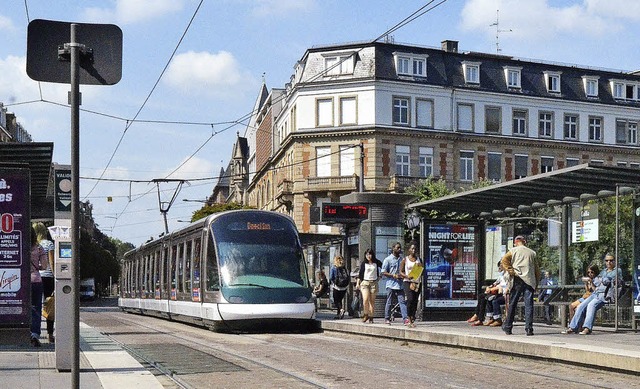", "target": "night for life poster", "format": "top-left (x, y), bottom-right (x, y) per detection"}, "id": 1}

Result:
top-left (424, 224), bottom-right (478, 308)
